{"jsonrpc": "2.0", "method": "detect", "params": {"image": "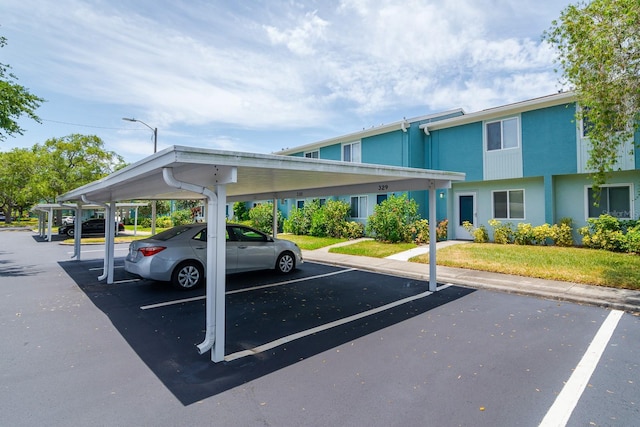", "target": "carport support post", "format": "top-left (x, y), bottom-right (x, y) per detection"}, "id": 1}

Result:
top-left (101, 201), bottom-right (116, 284)
top-left (47, 207), bottom-right (54, 241)
top-left (73, 205), bottom-right (82, 260)
top-left (272, 198), bottom-right (278, 238)
top-left (428, 181), bottom-right (437, 292)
